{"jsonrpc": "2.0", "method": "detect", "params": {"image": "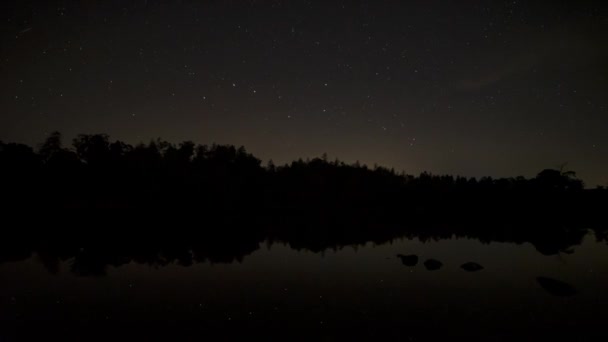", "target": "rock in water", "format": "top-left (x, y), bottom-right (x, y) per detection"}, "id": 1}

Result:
top-left (461, 262), bottom-right (484, 272)
top-left (537, 277), bottom-right (578, 297)
top-left (424, 259), bottom-right (443, 271)
top-left (397, 254), bottom-right (418, 266)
